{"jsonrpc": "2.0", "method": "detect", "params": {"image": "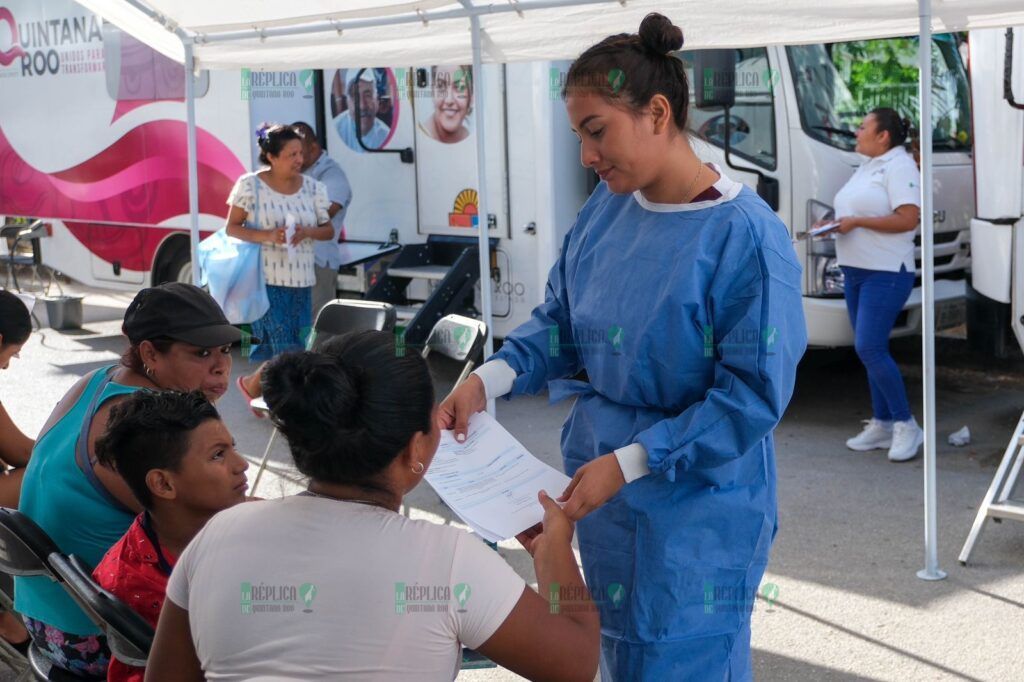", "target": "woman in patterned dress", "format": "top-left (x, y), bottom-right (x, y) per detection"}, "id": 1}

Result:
top-left (227, 123), bottom-right (333, 403)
